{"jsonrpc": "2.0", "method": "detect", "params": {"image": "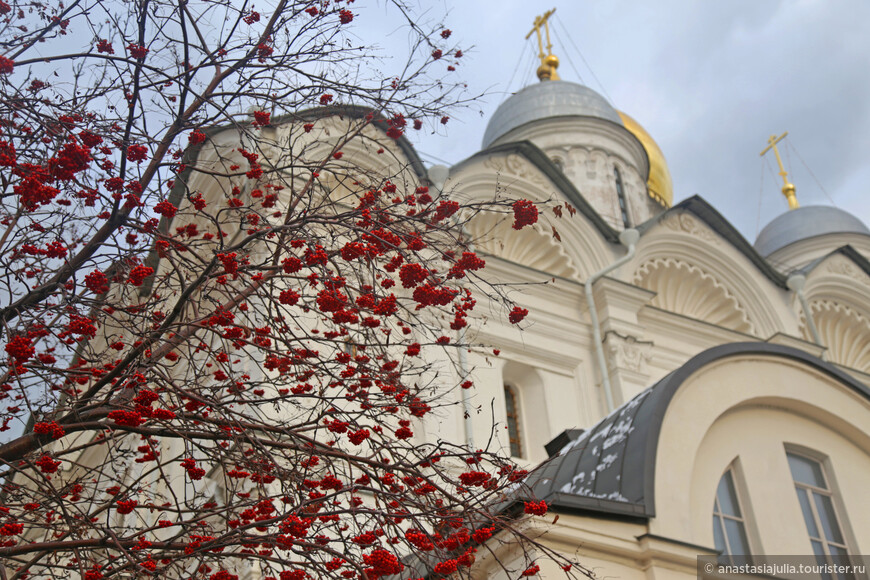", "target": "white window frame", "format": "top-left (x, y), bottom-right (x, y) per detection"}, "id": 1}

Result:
top-left (713, 465), bottom-right (753, 564)
top-left (785, 449), bottom-right (854, 574)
